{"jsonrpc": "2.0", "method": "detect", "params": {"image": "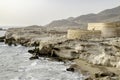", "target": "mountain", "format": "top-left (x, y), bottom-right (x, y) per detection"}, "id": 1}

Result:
top-left (45, 19), bottom-right (81, 27)
top-left (46, 6), bottom-right (120, 29)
